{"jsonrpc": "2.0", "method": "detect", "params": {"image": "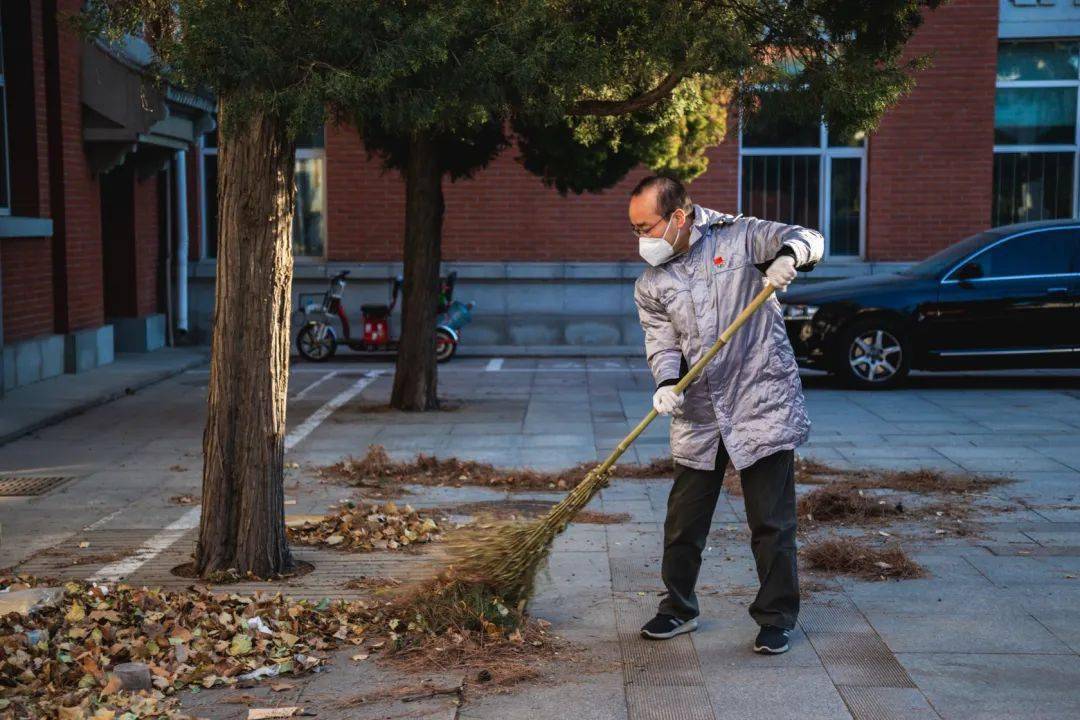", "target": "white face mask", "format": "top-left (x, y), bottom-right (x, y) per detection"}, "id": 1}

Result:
top-left (638, 215), bottom-right (677, 267)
